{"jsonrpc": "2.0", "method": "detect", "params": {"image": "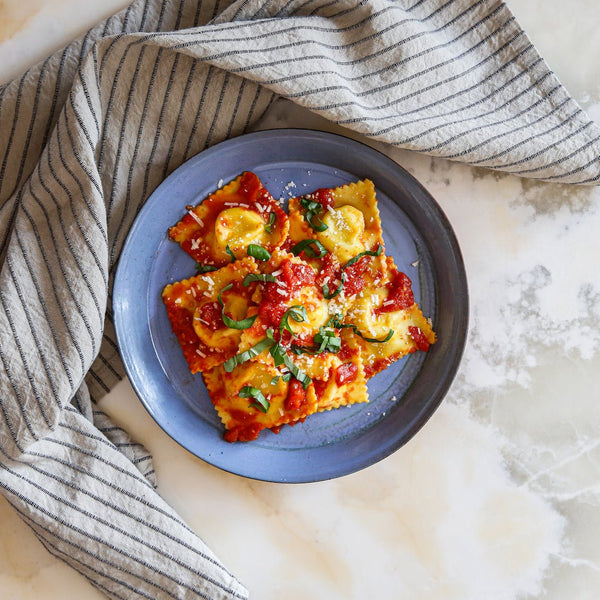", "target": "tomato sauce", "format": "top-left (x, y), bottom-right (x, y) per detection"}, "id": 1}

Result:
top-left (408, 326), bottom-right (431, 352)
top-left (309, 188), bottom-right (335, 209)
top-left (377, 270), bottom-right (414, 314)
top-left (343, 256), bottom-right (369, 297)
top-left (335, 362), bottom-right (358, 386)
top-left (198, 301), bottom-right (223, 331)
top-left (285, 379), bottom-right (307, 411)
